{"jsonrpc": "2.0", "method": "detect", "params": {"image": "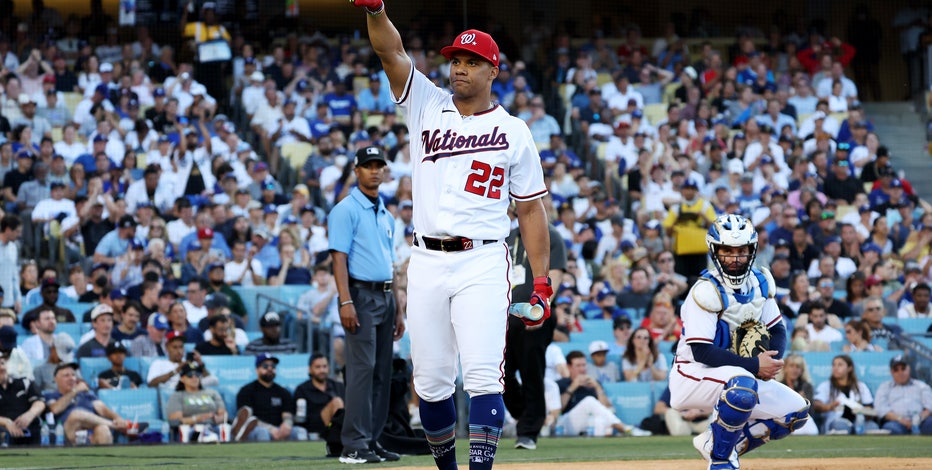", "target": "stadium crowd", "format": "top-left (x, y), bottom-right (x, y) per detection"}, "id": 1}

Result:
top-left (0, 0), bottom-right (931, 449)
